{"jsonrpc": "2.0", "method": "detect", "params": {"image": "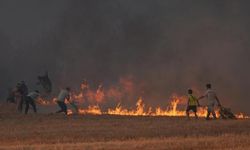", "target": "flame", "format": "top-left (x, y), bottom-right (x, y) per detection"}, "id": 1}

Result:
top-left (36, 79), bottom-right (249, 119)
top-left (39, 94), bottom-right (249, 119)
top-left (107, 96), bottom-right (208, 117)
top-left (235, 113), bottom-right (250, 119)
top-left (78, 105), bottom-right (102, 115)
